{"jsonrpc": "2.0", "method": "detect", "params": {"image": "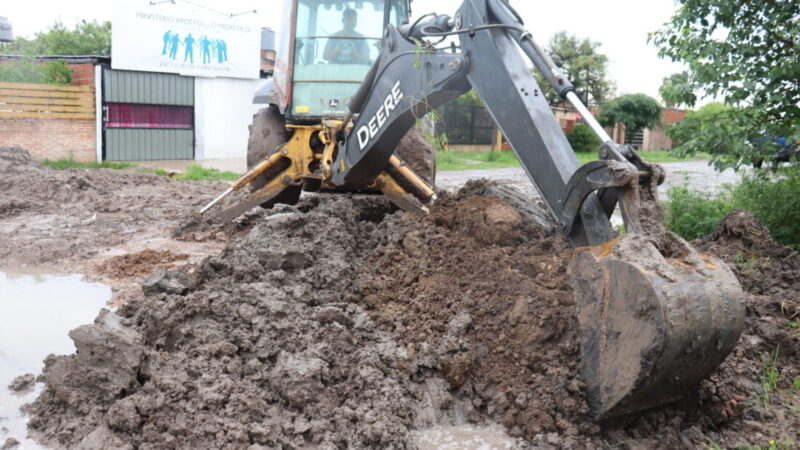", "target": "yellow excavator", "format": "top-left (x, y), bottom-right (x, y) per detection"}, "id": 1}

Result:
top-left (196, 0), bottom-right (746, 420)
